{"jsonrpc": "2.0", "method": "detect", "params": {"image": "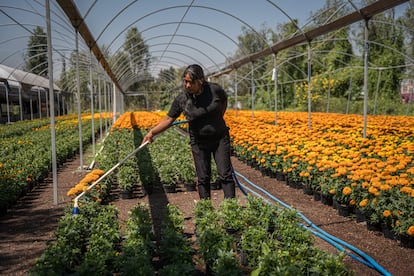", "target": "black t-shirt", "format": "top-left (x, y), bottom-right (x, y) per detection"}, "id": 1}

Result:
top-left (167, 82), bottom-right (229, 144)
